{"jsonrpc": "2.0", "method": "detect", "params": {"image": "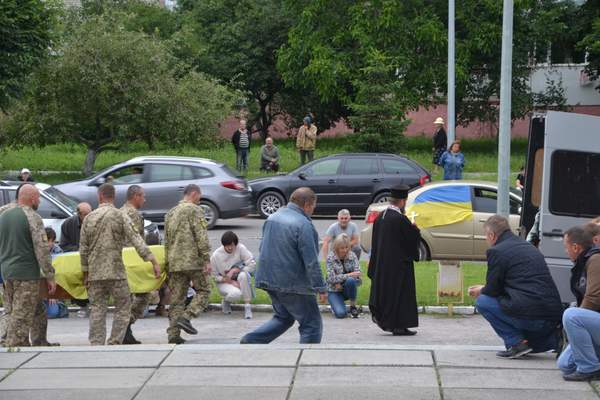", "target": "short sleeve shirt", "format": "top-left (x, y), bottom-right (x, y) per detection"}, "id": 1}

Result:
top-left (325, 222), bottom-right (358, 240)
